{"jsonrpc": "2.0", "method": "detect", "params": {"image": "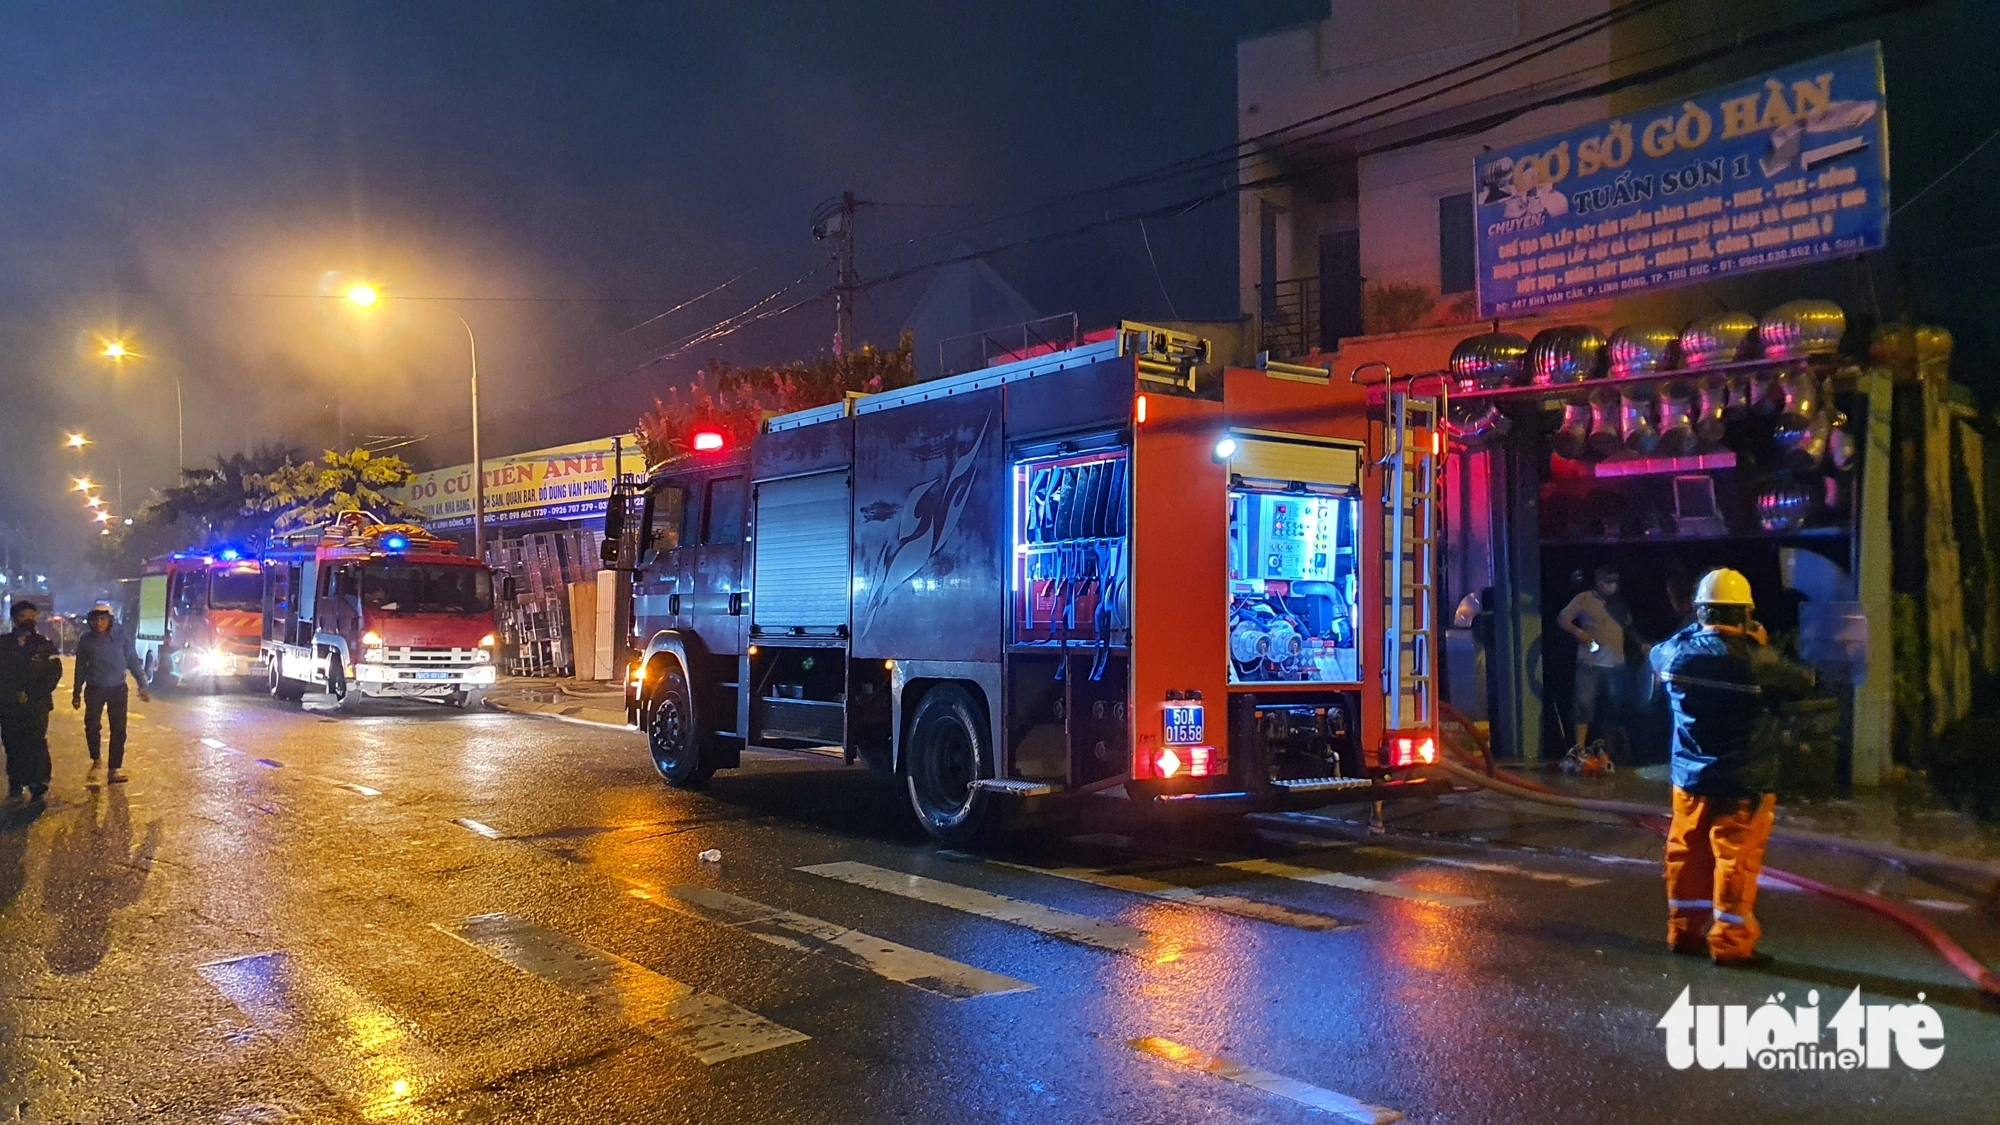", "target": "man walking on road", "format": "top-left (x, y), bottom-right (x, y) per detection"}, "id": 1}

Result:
top-left (0, 601), bottom-right (64, 804)
top-left (1650, 568), bottom-right (1817, 967)
top-left (72, 605), bottom-right (150, 783)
